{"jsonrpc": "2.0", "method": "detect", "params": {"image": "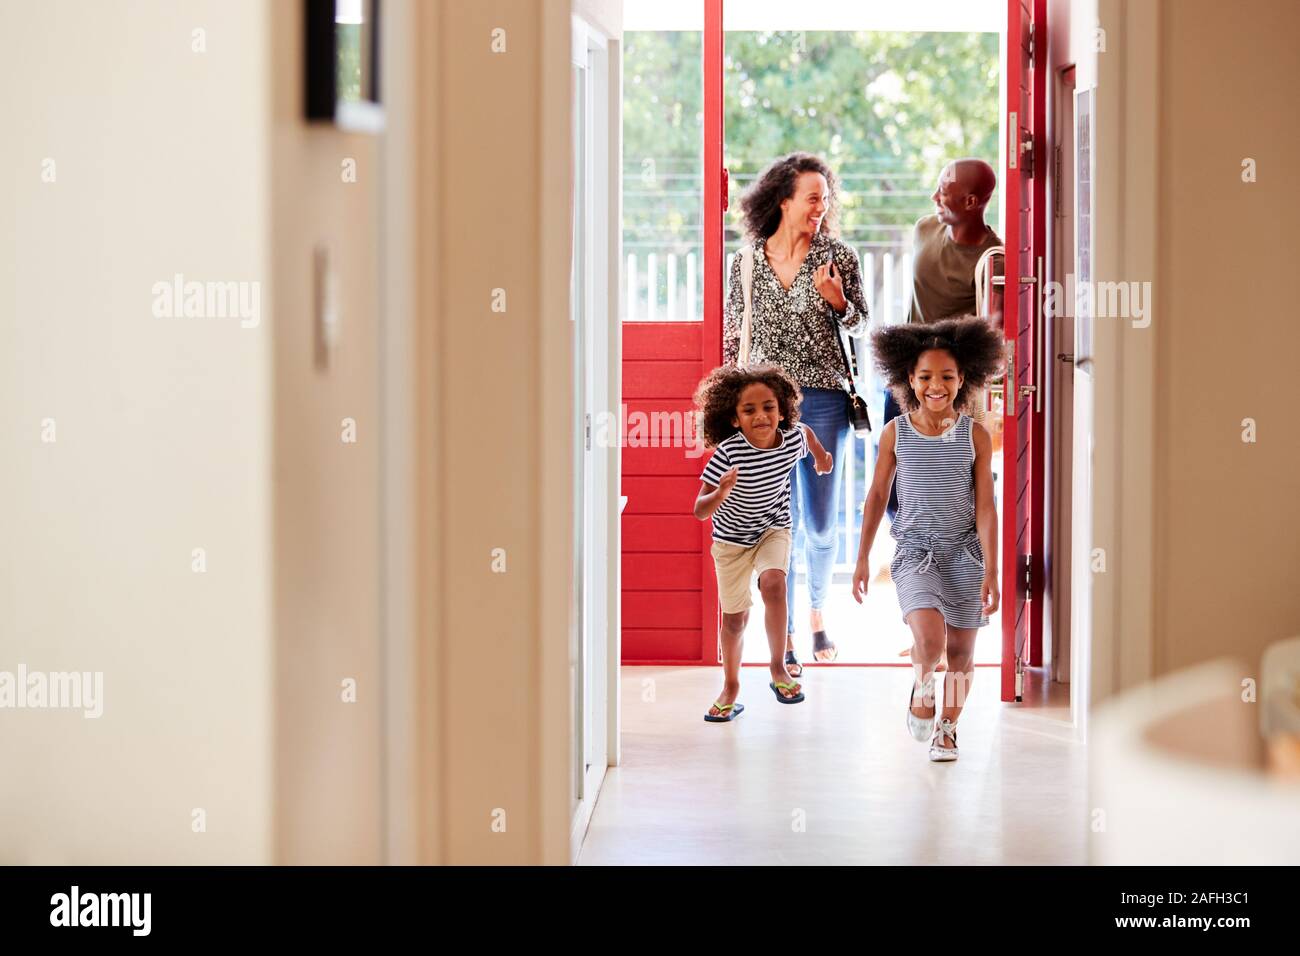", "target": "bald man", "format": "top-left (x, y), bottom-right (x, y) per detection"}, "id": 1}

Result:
top-left (909, 158), bottom-right (1003, 324)
top-left (883, 159), bottom-right (1003, 521)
